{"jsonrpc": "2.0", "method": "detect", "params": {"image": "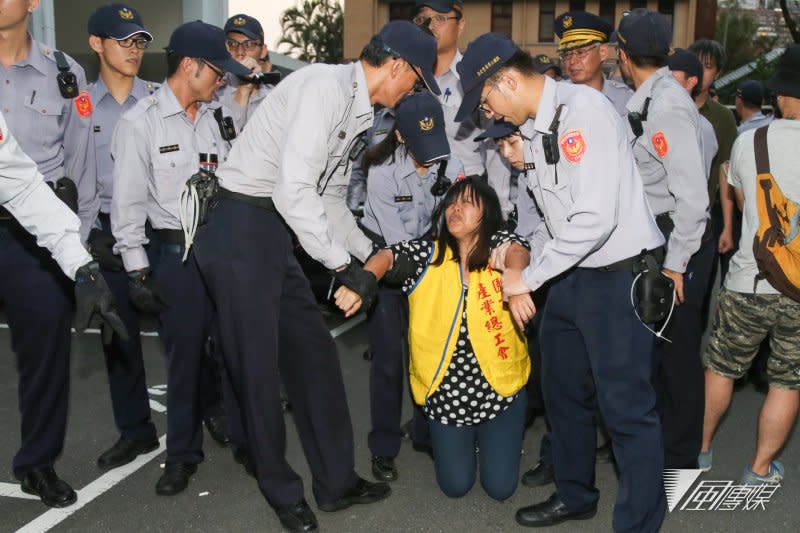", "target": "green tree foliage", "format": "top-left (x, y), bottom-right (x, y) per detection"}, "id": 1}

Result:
top-left (779, 0), bottom-right (800, 43)
top-left (716, 3), bottom-right (778, 72)
top-left (278, 0), bottom-right (344, 64)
